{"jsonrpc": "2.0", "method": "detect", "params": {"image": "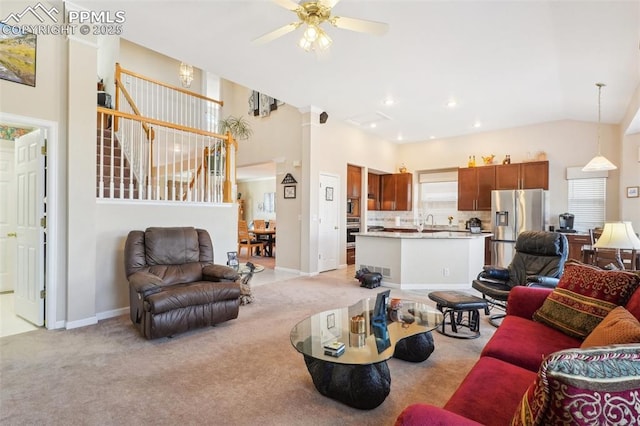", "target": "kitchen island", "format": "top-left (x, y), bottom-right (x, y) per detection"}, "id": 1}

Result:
top-left (354, 230), bottom-right (492, 290)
